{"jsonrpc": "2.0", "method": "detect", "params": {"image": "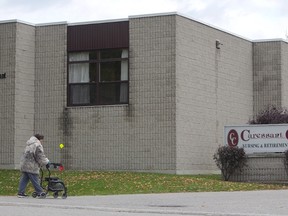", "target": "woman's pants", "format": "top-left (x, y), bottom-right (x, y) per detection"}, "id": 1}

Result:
top-left (18, 172), bottom-right (43, 194)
